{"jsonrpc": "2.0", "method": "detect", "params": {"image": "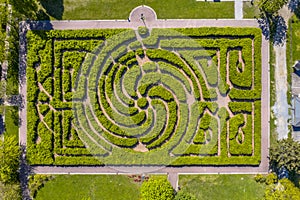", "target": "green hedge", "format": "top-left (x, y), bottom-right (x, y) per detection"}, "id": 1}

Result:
top-left (26, 27), bottom-right (262, 166)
